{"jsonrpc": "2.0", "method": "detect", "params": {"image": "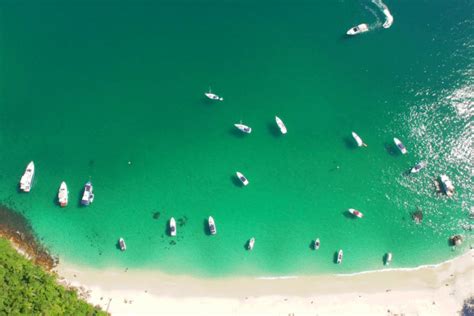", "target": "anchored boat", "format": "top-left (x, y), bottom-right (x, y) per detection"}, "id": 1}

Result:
top-left (208, 216), bottom-right (217, 235)
top-left (410, 161), bottom-right (427, 174)
top-left (236, 172), bottom-right (249, 186)
top-left (205, 88), bottom-right (223, 101)
top-left (385, 252), bottom-right (393, 265)
top-left (247, 237), bottom-right (255, 250)
top-left (394, 138), bottom-right (407, 154)
top-left (19, 161), bottom-right (35, 192)
top-left (348, 208), bottom-right (363, 218)
top-left (439, 174), bottom-right (455, 197)
top-left (314, 238), bottom-right (320, 250)
top-left (81, 181), bottom-right (94, 206)
top-left (119, 238), bottom-right (126, 251)
top-left (275, 116), bottom-right (287, 134)
top-left (337, 249), bottom-right (343, 264)
top-left (169, 217), bottom-right (177, 237)
top-left (58, 181), bottom-right (68, 207)
top-left (352, 132), bottom-right (367, 147)
top-left (234, 123), bottom-right (252, 134)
